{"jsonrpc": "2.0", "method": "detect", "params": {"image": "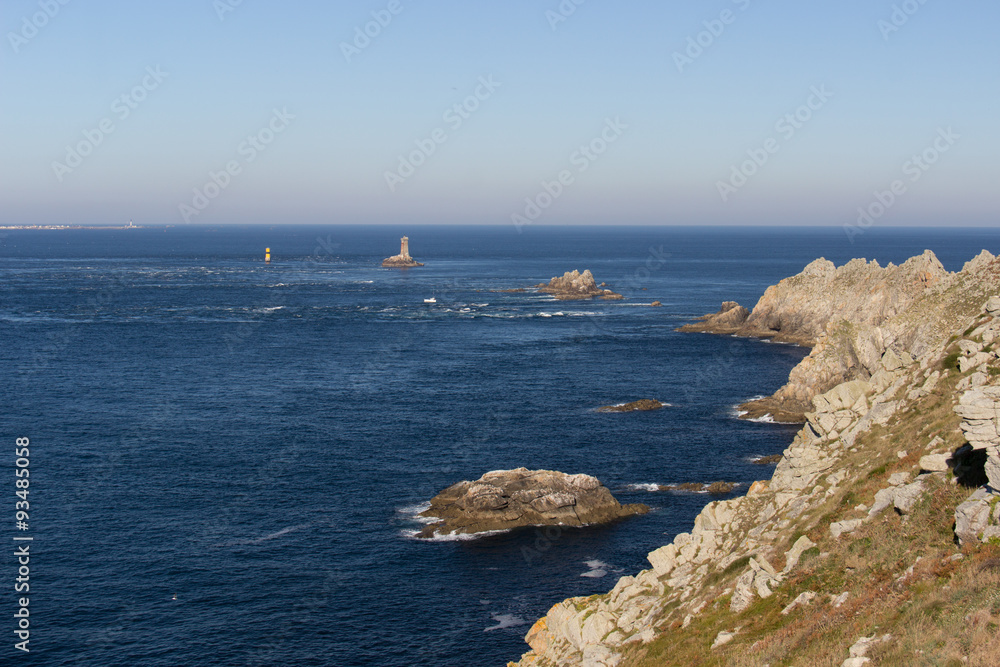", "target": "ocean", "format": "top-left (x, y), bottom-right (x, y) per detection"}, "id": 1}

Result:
top-left (2, 224), bottom-right (998, 666)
